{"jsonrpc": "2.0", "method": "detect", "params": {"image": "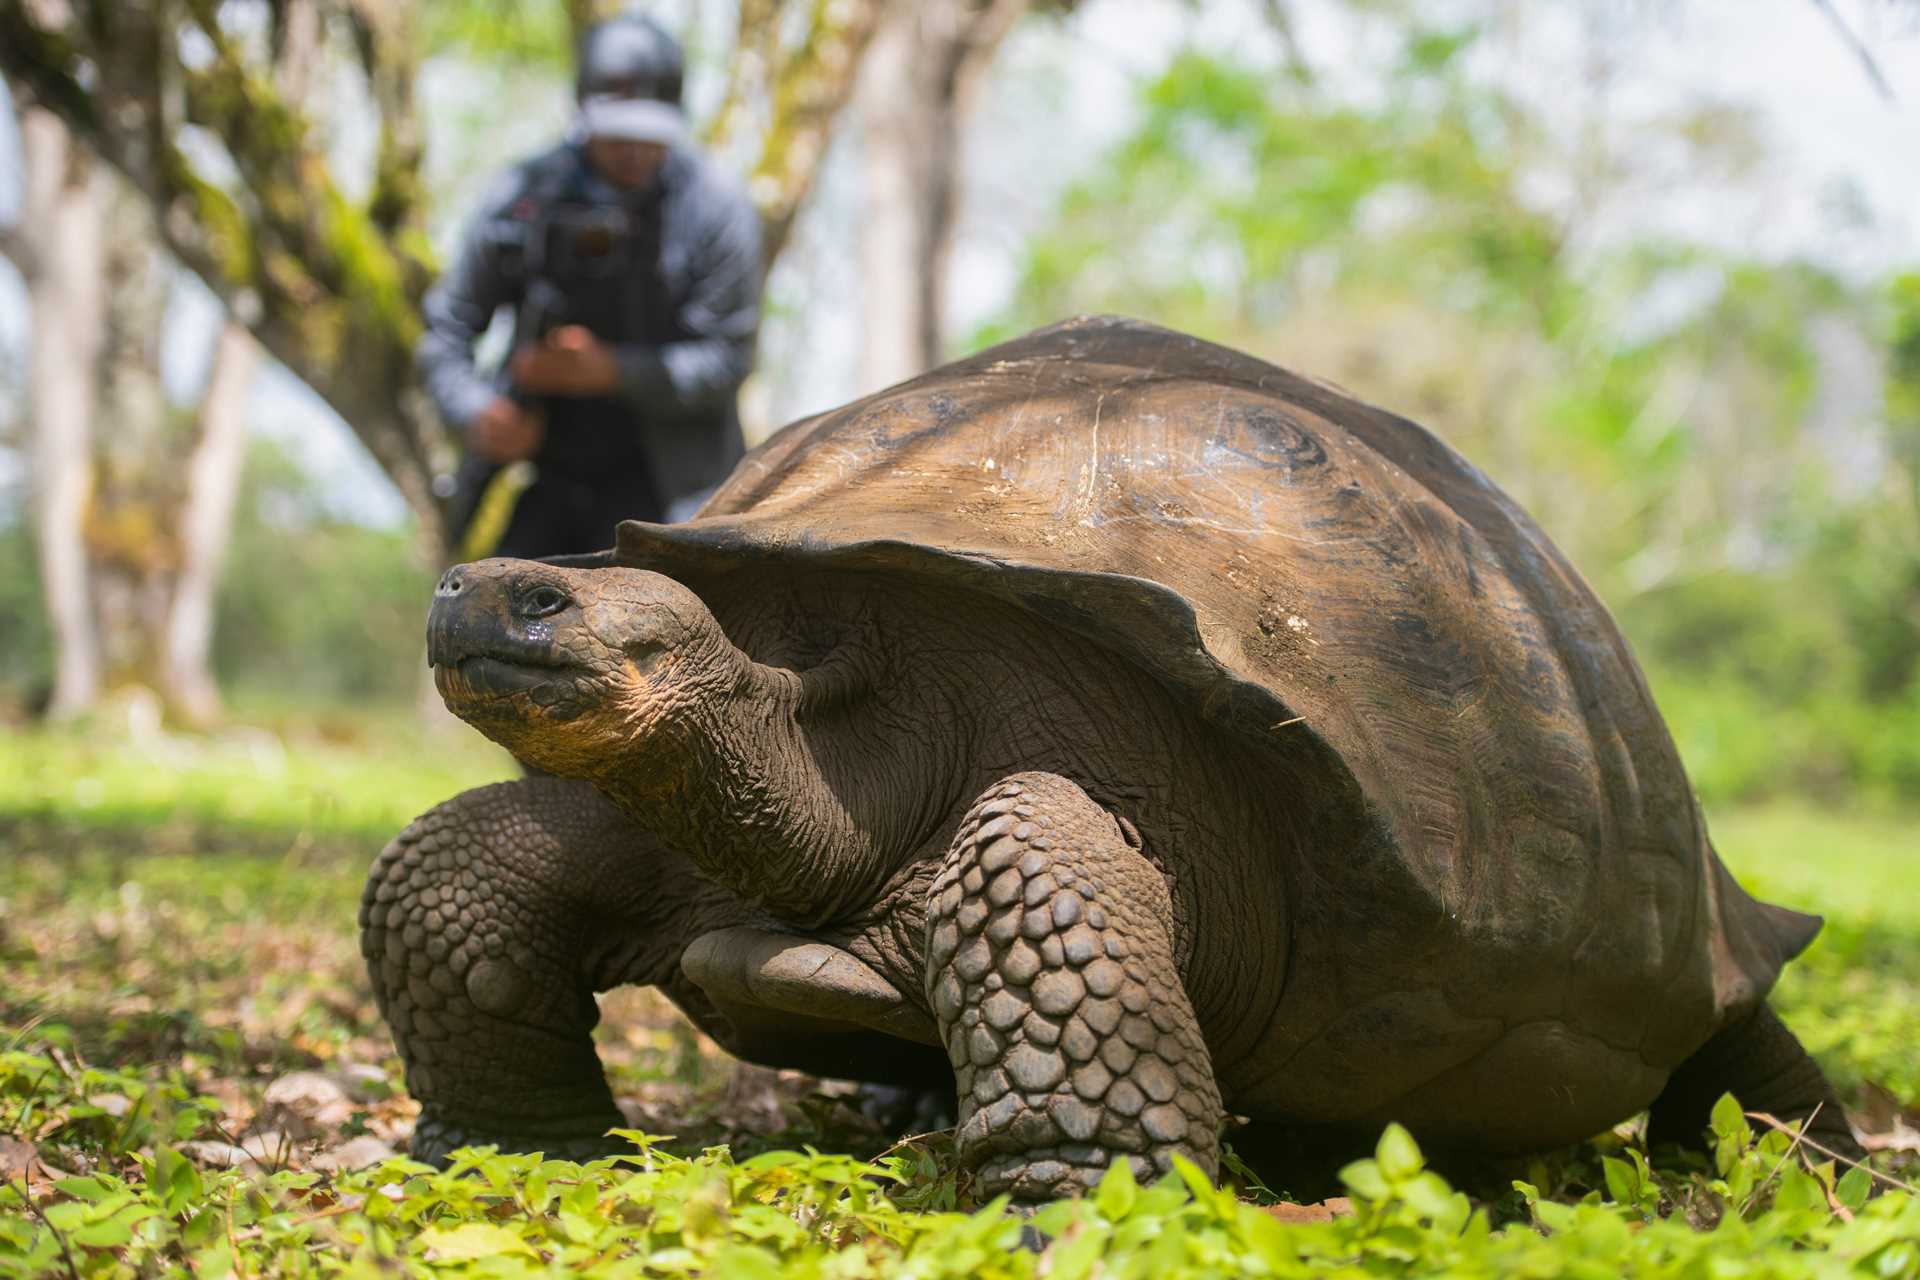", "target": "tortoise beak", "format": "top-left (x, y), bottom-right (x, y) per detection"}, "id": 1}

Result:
top-left (427, 563), bottom-right (520, 670)
top-left (427, 566), bottom-right (480, 669)
top-left (427, 561), bottom-right (571, 692)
